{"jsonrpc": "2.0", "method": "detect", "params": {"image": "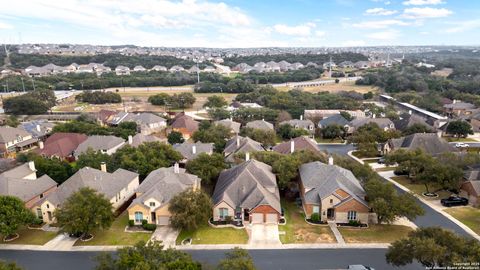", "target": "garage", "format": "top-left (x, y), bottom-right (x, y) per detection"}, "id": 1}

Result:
top-left (157, 216), bottom-right (170, 225)
top-left (266, 213), bottom-right (278, 224)
top-left (251, 213), bottom-right (264, 223)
